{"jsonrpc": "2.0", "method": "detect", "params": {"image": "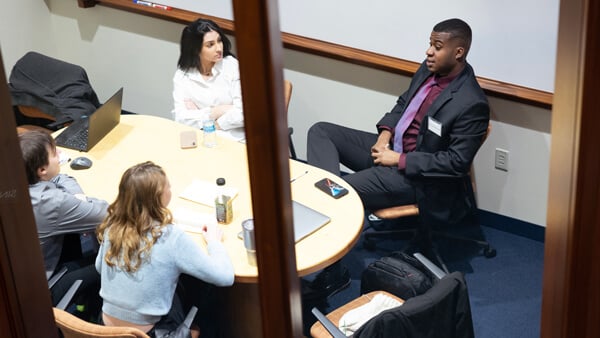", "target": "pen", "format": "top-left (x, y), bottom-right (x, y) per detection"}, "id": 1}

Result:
top-left (133, 0), bottom-right (172, 10)
top-left (290, 170), bottom-right (309, 183)
top-left (133, 0), bottom-right (152, 6)
top-left (152, 3), bottom-right (172, 10)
